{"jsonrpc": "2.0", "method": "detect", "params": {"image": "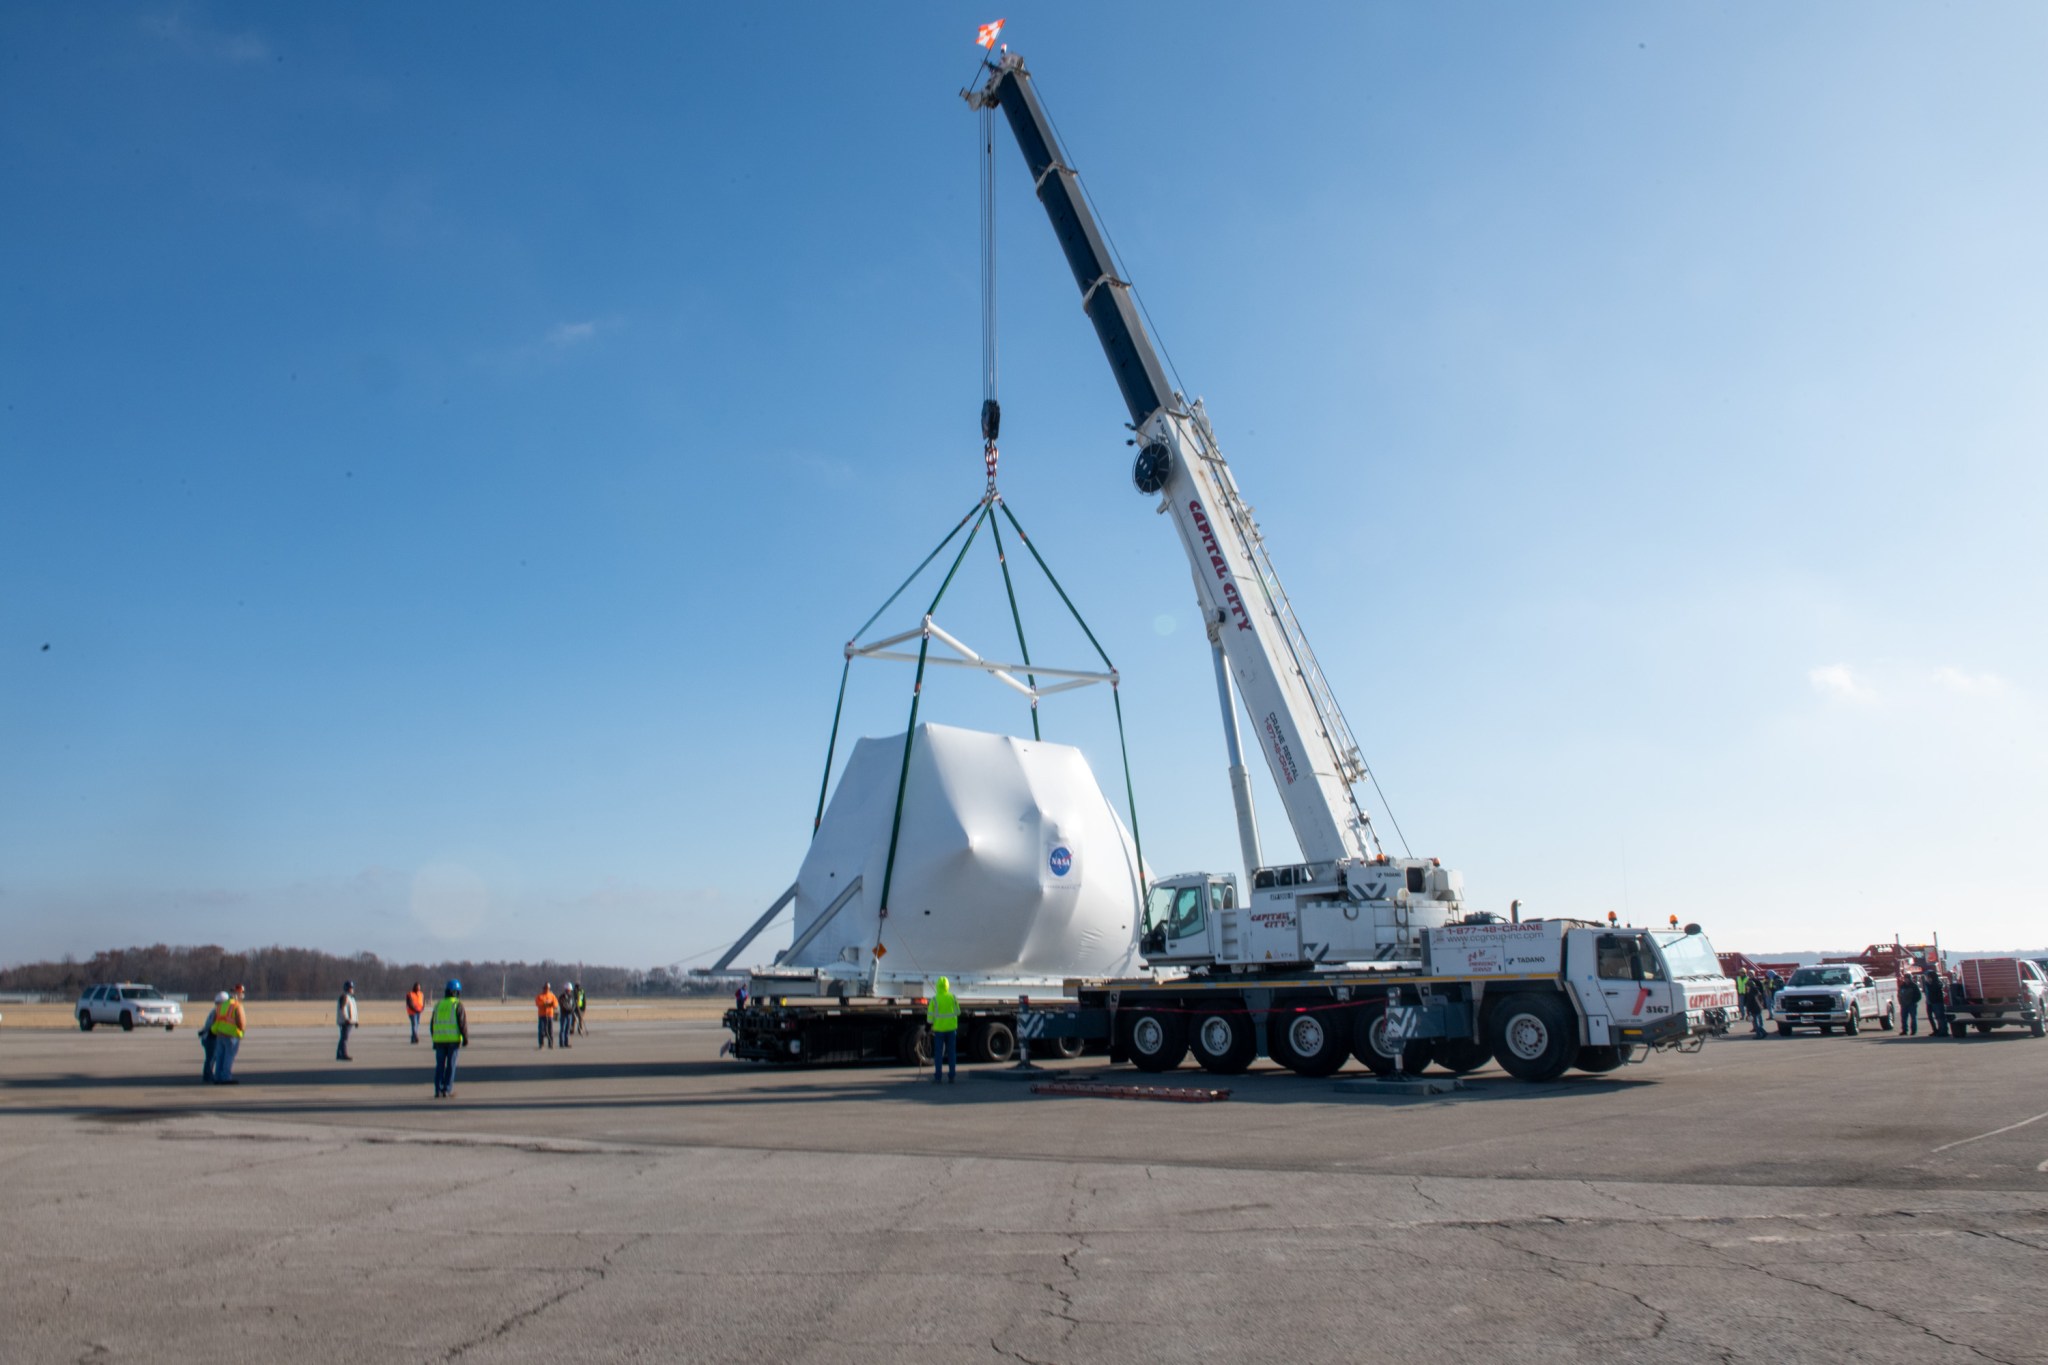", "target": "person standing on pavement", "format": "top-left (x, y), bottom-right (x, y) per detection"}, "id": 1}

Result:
top-left (572, 982), bottom-right (587, 1036)
top-left (558, 983), bottom-right (575, 1049)
top-left (211, 984), bottom-right (247, 1084)
top-left (1923, 969), bottom-right (1948, 1036)
top-left (406, 982), bottom-right (426, 1045)
top-left (536, 982), bottom-right (558, 1049)
top-left (927, 976), bottom-right (960, 1084)
top-left (430, 980), bottom-right (468, 1099)
top-left (199, 991), bottom-right (226, 1082)
top-left (1899, 971), bottom-right (1922, 1036)
top-left (1743, 976), bottom-right (1768, 1036)
top-left (336, 981), bottom-right (358, 1061)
